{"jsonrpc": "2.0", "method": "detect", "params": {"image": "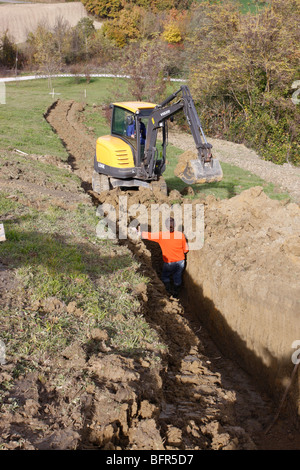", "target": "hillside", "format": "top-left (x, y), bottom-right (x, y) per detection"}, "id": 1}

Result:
top-left (1, 91), bottom-right (299, 450)
top-left (0, 2), bottom-right (102, 44)
top-left (0, 0), bottom-right (299, 452)
top-left (0, 145), bottom-right (298, 451)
